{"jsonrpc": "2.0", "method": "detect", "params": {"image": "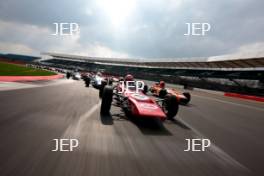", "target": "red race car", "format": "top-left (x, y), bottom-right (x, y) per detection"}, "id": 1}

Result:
top-left (149, 81), bottom-right (191, 105)
top-left (100, 75), bottom-right (179, 121)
